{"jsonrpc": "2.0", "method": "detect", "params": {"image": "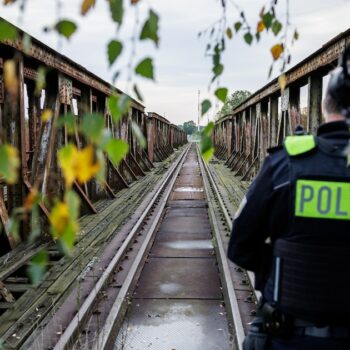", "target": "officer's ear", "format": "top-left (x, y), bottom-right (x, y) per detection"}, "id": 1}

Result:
top-left (326, 46), bottom-right (350, 120)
